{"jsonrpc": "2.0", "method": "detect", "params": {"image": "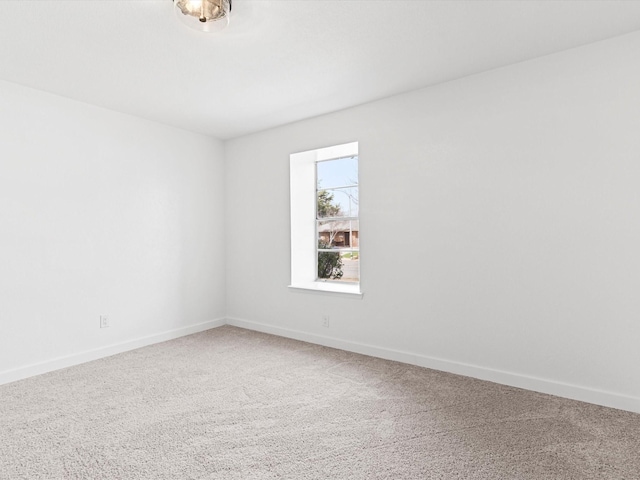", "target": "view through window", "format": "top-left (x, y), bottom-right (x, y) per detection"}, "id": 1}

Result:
top-left (316, 155), bottom-right (359, 283)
